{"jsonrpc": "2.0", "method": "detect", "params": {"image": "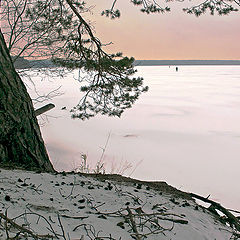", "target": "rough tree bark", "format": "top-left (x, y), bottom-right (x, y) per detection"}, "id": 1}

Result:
top-left (0, 29), bottom-right (54, 172)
